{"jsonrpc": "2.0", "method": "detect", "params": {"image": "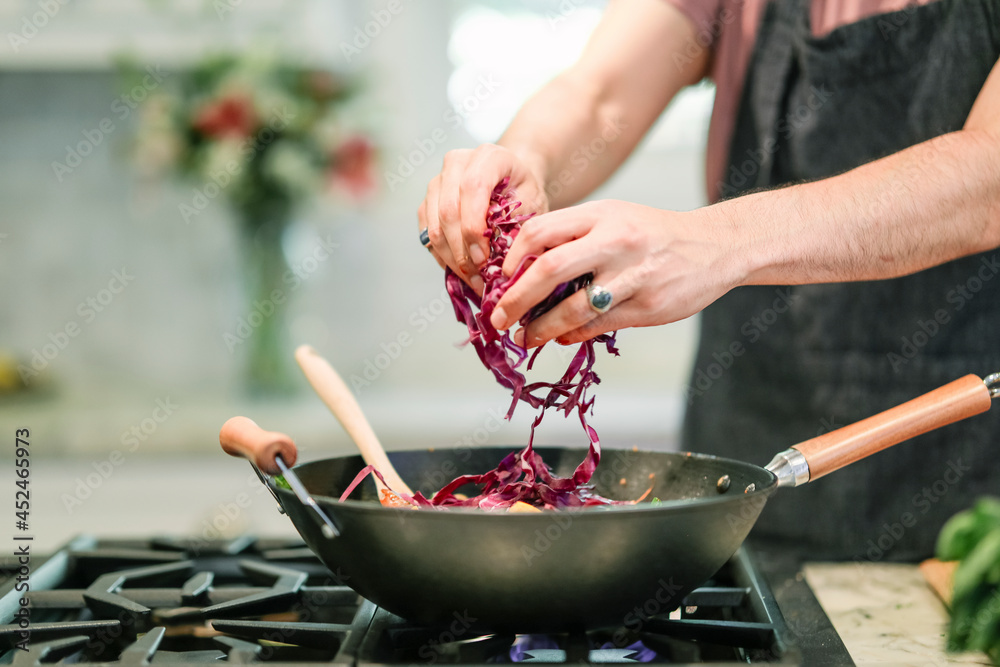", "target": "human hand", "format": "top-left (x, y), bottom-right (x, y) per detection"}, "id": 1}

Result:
top-left (417, 144), bottom-right (548, 293)
top-left (488, 200), bottom-right (743, 347)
